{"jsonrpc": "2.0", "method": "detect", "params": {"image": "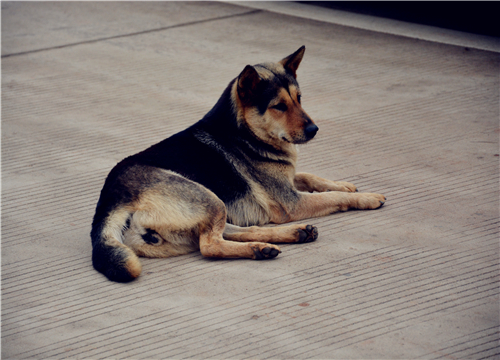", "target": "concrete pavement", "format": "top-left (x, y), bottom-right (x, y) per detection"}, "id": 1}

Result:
top-left (2, 2), bottom-right (499, 358)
